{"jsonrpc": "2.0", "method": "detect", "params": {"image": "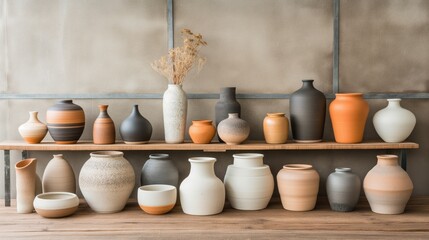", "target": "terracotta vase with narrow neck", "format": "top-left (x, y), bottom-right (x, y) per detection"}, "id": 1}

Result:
top-left (93, 105), bottom-right (116, 144)
top-left (15, 158), bottom-right (37, 213)
top-left (189, 120), bottom-right (216, 144)
top-left (18, 111), bottom-right (48, 144)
